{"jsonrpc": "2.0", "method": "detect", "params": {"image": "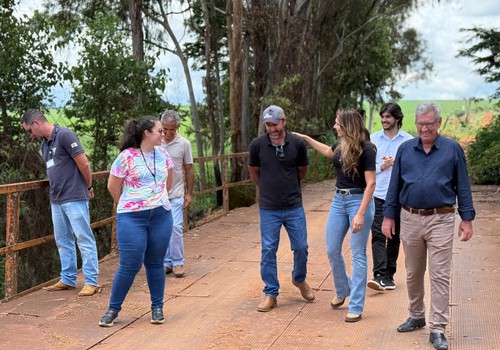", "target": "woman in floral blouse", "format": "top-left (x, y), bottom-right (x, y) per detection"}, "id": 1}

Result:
top-left (99, 116), bottom-right (174, 327)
